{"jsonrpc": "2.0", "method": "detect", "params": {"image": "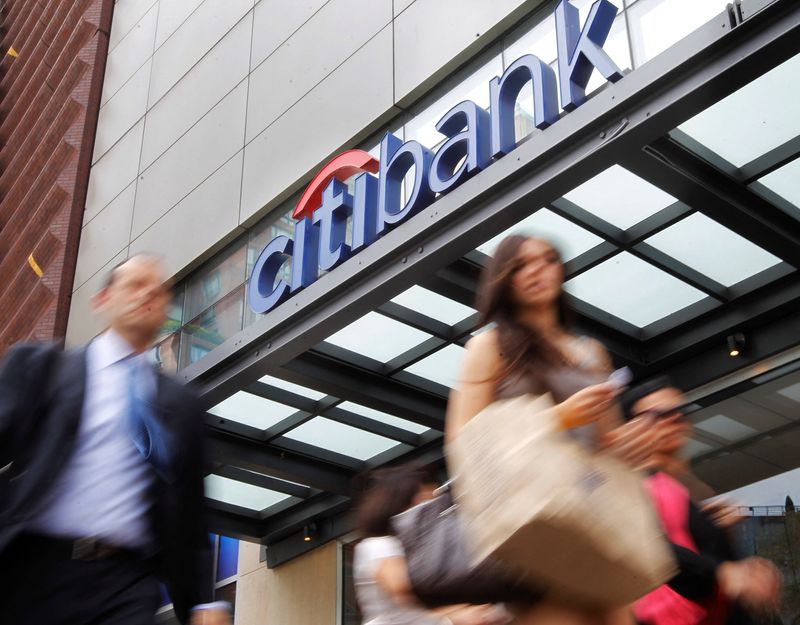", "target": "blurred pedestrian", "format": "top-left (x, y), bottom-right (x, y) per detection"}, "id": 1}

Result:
top-left (0, 254), bottom-right (230, 625)
top-left (625, 377), bottom-right (781, 624)
top-left (447, 234), bottom-right (658, 625)
top-left (353, 465), bottom-right (511, 625)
